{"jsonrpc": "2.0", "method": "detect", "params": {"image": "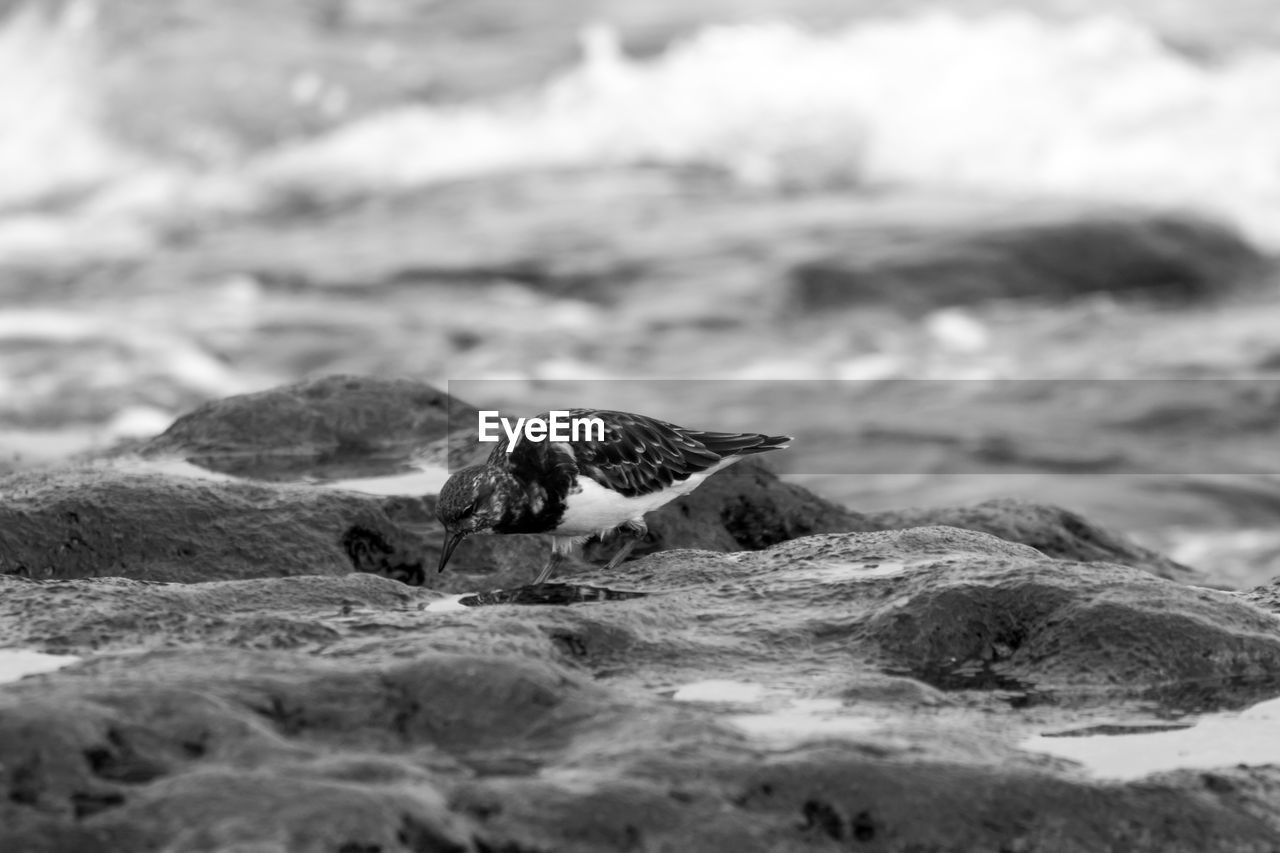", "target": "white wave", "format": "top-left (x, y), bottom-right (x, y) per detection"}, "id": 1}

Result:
top-left (0, 2), bottom-right (130, 209)
top-left (259, 12), bottom-right (1280, 247)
